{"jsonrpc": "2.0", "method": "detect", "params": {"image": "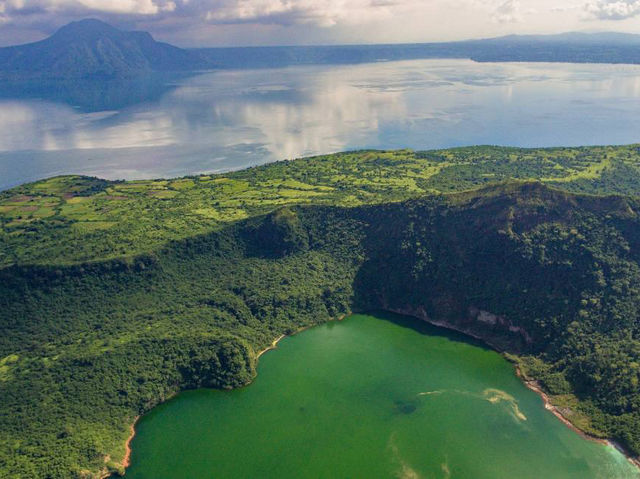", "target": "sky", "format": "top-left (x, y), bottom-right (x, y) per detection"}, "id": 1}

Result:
top-left (0, 0), bottom-right (640, 47)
